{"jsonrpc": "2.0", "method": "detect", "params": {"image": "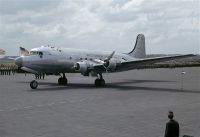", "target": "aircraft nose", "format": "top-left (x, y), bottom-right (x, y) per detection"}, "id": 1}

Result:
top-left (15, 57), bottom-right (23, 67)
